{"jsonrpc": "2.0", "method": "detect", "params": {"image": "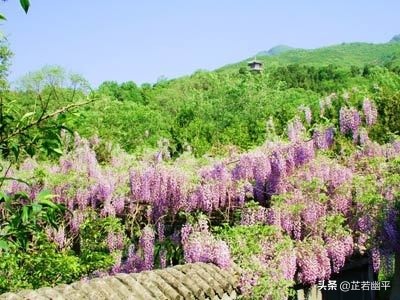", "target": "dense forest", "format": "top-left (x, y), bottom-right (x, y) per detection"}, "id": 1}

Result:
top-left (2, 4), bottom-right (400, 298)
